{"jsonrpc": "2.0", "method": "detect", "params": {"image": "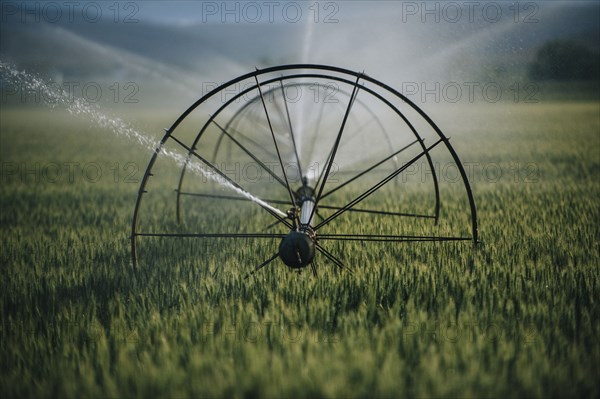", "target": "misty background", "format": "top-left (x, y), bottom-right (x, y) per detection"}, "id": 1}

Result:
top-left (1, 0), bottom-right (598, 112)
